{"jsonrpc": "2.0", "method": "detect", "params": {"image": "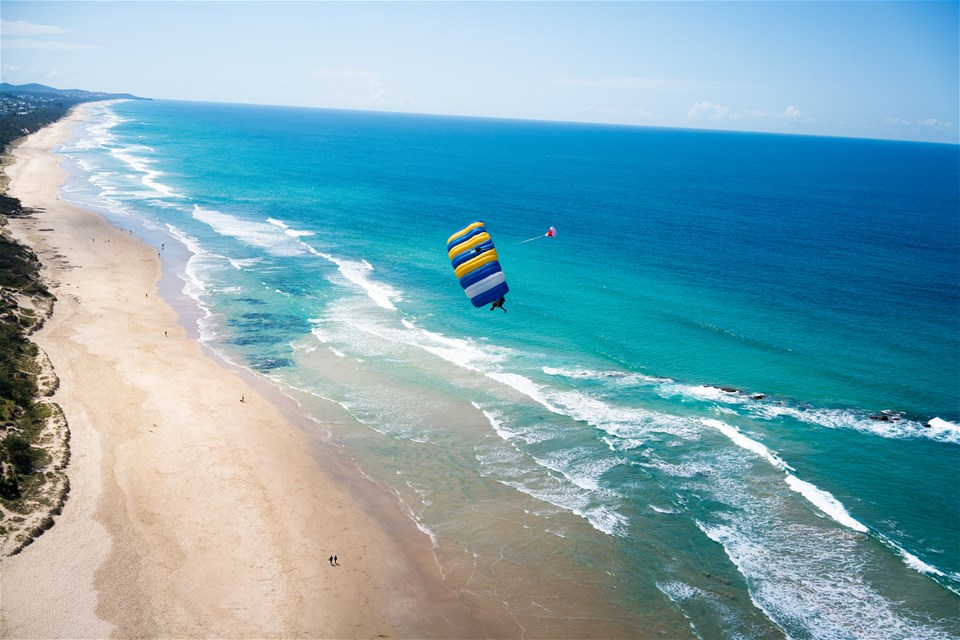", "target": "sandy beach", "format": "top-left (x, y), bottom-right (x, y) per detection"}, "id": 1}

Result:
top-left (0, 105), bottom-right (484, 639)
